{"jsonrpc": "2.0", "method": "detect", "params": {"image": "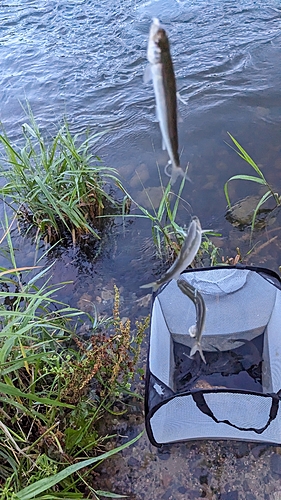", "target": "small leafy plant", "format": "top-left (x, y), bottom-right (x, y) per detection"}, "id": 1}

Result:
top-left (224, 133), bottom-right (281, 231)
